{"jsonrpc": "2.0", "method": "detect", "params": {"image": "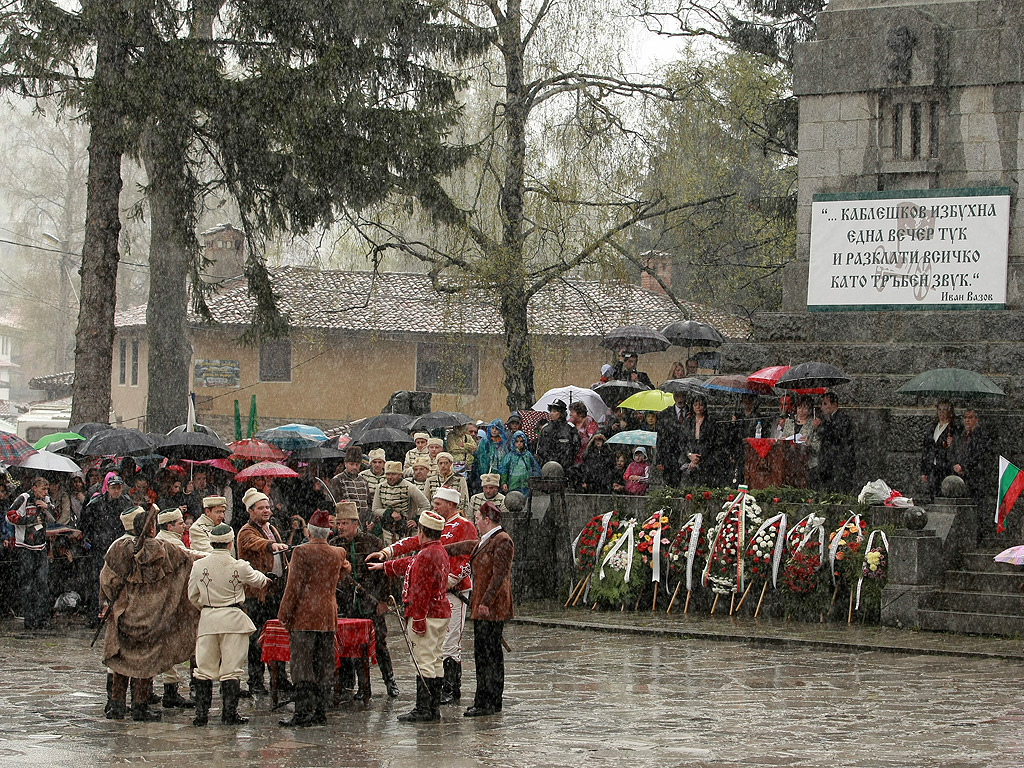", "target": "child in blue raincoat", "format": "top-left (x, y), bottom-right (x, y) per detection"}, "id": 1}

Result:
top-left (499, 430), bottom-right (541, 497)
